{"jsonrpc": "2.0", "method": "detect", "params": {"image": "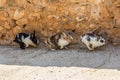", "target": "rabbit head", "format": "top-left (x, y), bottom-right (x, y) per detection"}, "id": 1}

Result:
top-left (97, 36), bottom-right (105, 46)
top-left (61, 32), bottom-right (73, 44)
